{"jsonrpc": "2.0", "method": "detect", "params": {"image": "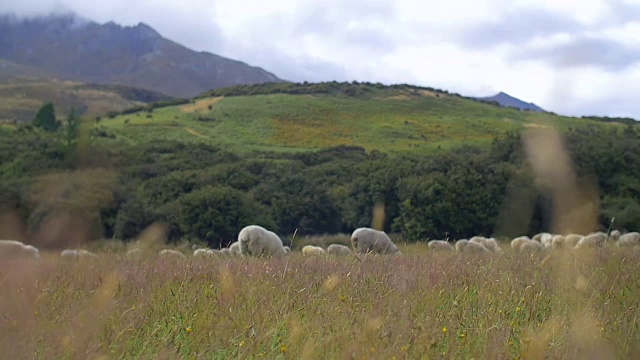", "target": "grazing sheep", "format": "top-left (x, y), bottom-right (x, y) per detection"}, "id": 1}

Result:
top-left (159, 249), bottom-right (187, 259)
top-left (238, 225), bottom-right (287, 258)
top-left (540, 233), bottom-right (554, 248)
top-left (221, 248), bottom-right (231, 256)
top-left (470, 237), bottom-right (502, 253)
top-left (126, 248), bottom-right (143, 260)
top-left (610, 230), bottom-right (621, 241)
top-left (552, 235), bottom-right (566, 250)
top-left (229, 241), bottom-right (241, 256)
top-left (327, 244), bottom-right (351, 255)
top-left (302, 245), bottom-right (326, 256)
top-left (532, 232), bottom-right (550, 242)
top-left (575, 232), bottom-right (607, 249)
top-left (564, 234), bottom-right (583, 248)
top-left (61, 249), bottom-right (98, 259)
top-left (351, 228), bottom-right (400, 255)
top-left (283, 246), bottom-right (291, 254)
top-left (520, 241), bottom-right (546, 253)
top-left (428, 240), bottom-right (454, 252)
top-left (455, 240), bottom-right (489, 254)
top-left (0, 240), bottom-right (40, 259)
top-left (511, 236), bottom-right (530, 251)
top-left (617, 232), bottom-right (640, 247)
top-left (193, 248), bottom-right (212, 258)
